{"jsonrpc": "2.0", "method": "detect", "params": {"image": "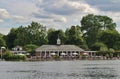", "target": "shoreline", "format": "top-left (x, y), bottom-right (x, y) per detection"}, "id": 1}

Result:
top-left (27, 57), bottom-right (120, 61)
